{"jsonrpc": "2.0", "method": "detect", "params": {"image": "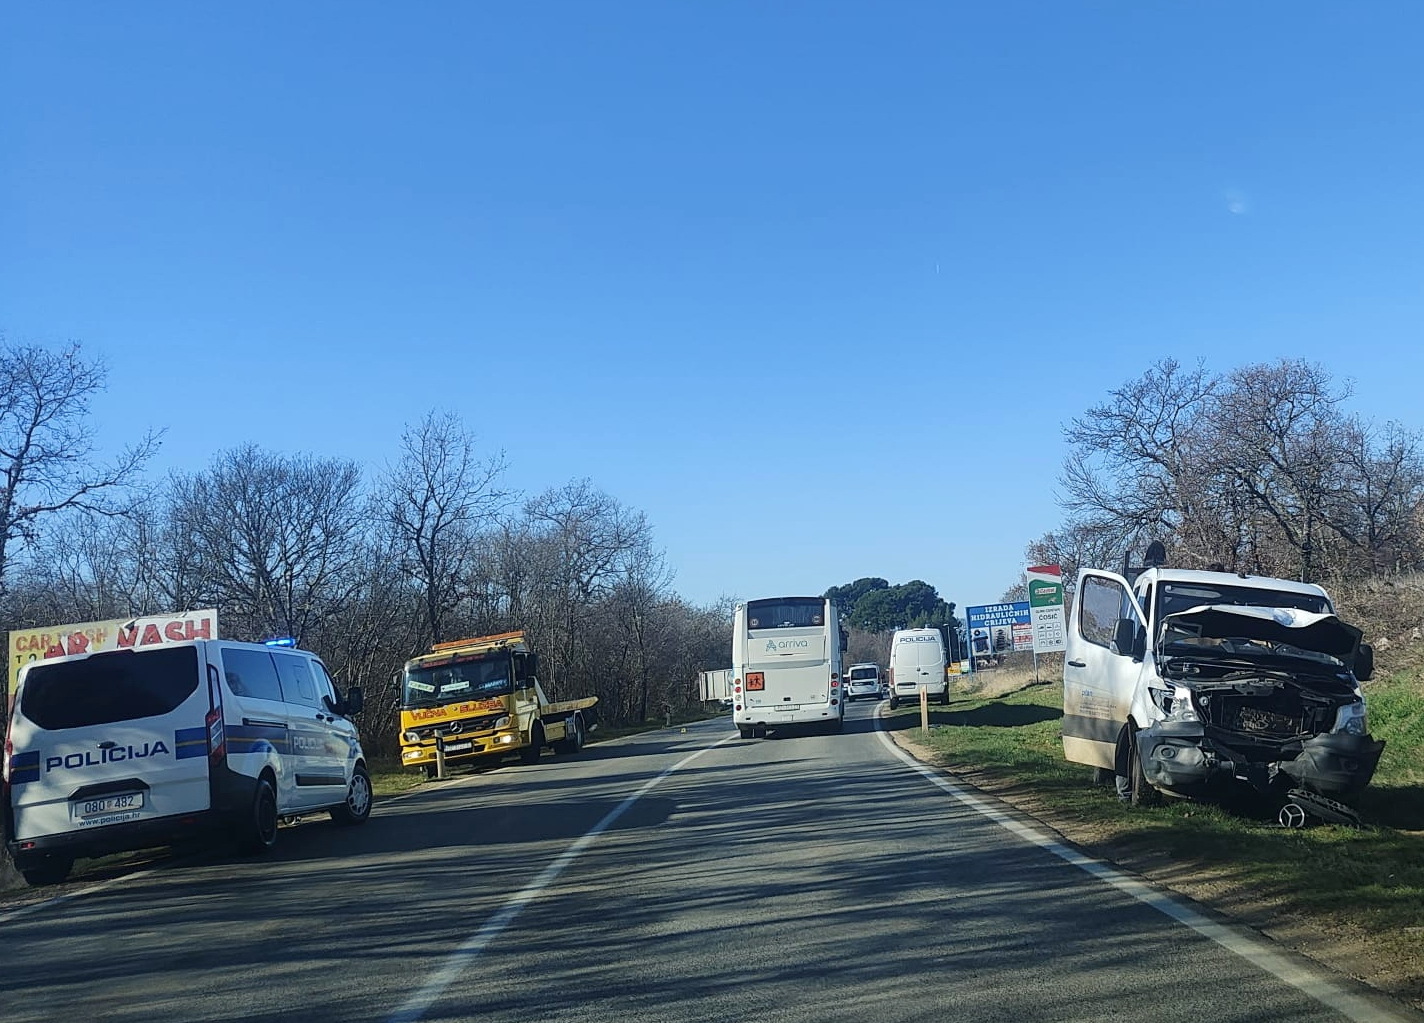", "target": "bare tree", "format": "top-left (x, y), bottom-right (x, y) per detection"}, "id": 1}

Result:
top-left (0, 340), bottom-right (159, 608)
top-left (168, 445), bottom-right (366, 642)
top-left (381, 410), bottom-right (508, 644)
